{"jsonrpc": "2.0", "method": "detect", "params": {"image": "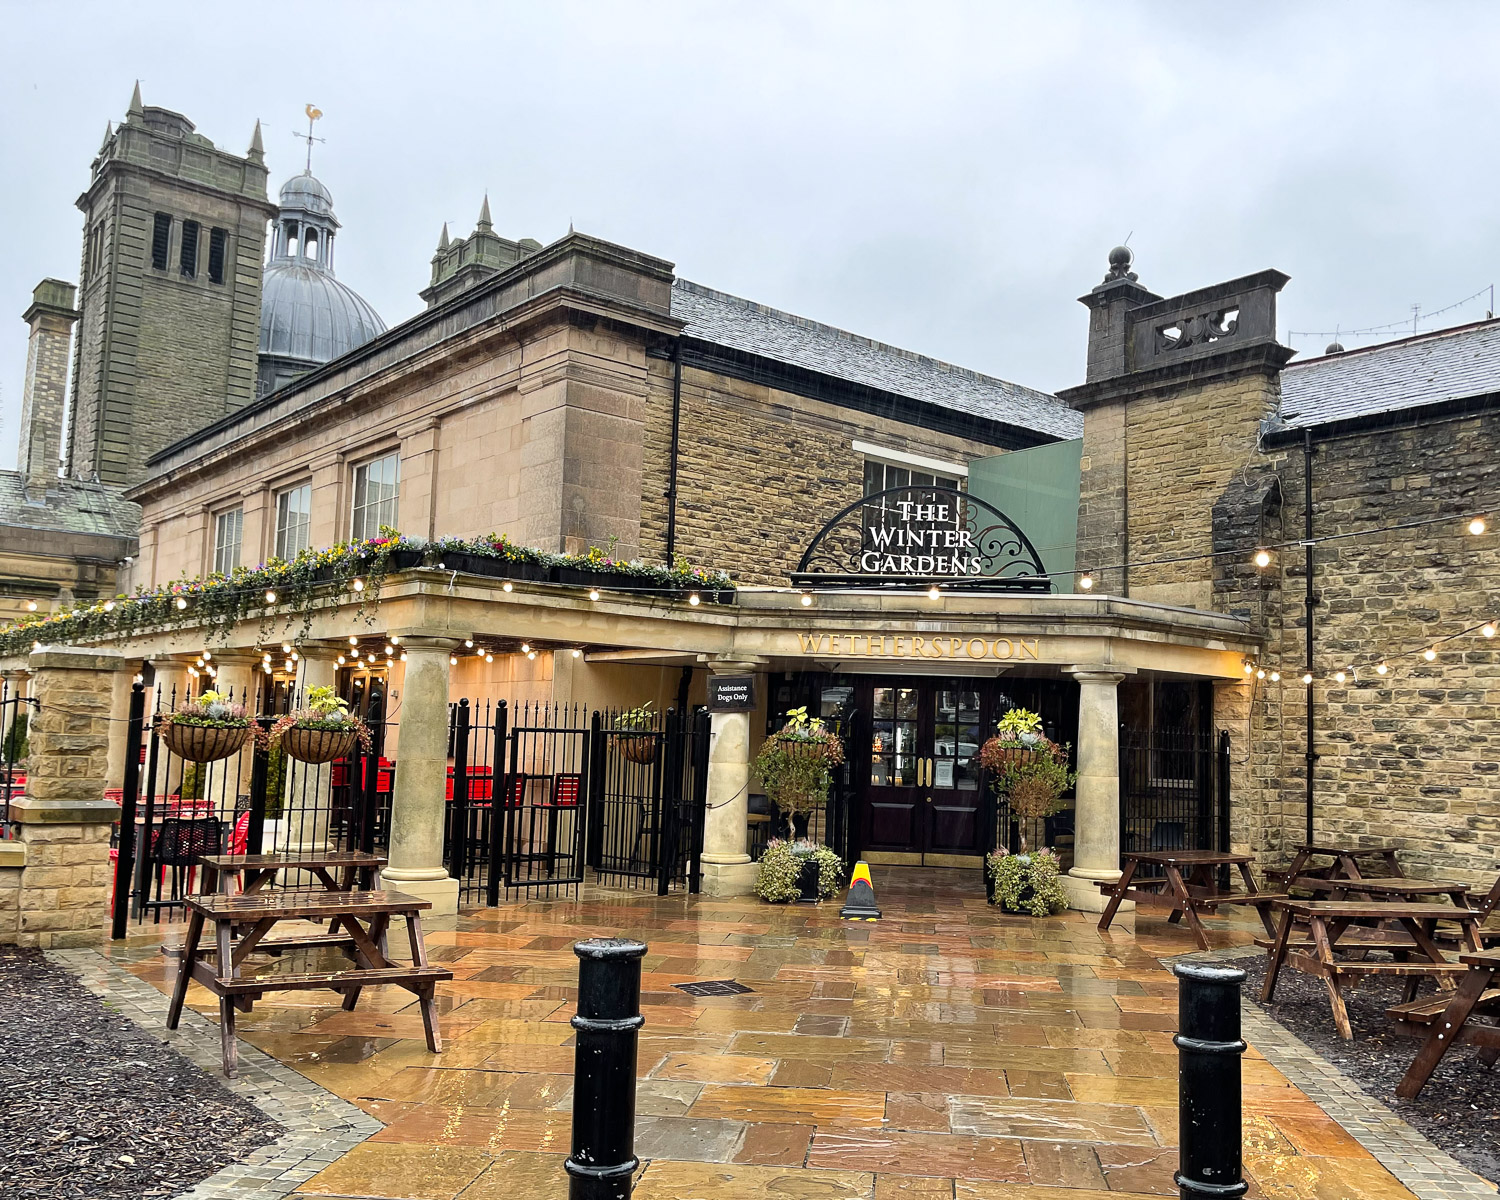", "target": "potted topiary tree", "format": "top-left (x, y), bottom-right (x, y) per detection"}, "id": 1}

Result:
top-left (270, 685), bottom-right (373, 764)
top-left (752, 707), bottom-right (845, 839)
top-left (155, 691), bottom-right (254, 763)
